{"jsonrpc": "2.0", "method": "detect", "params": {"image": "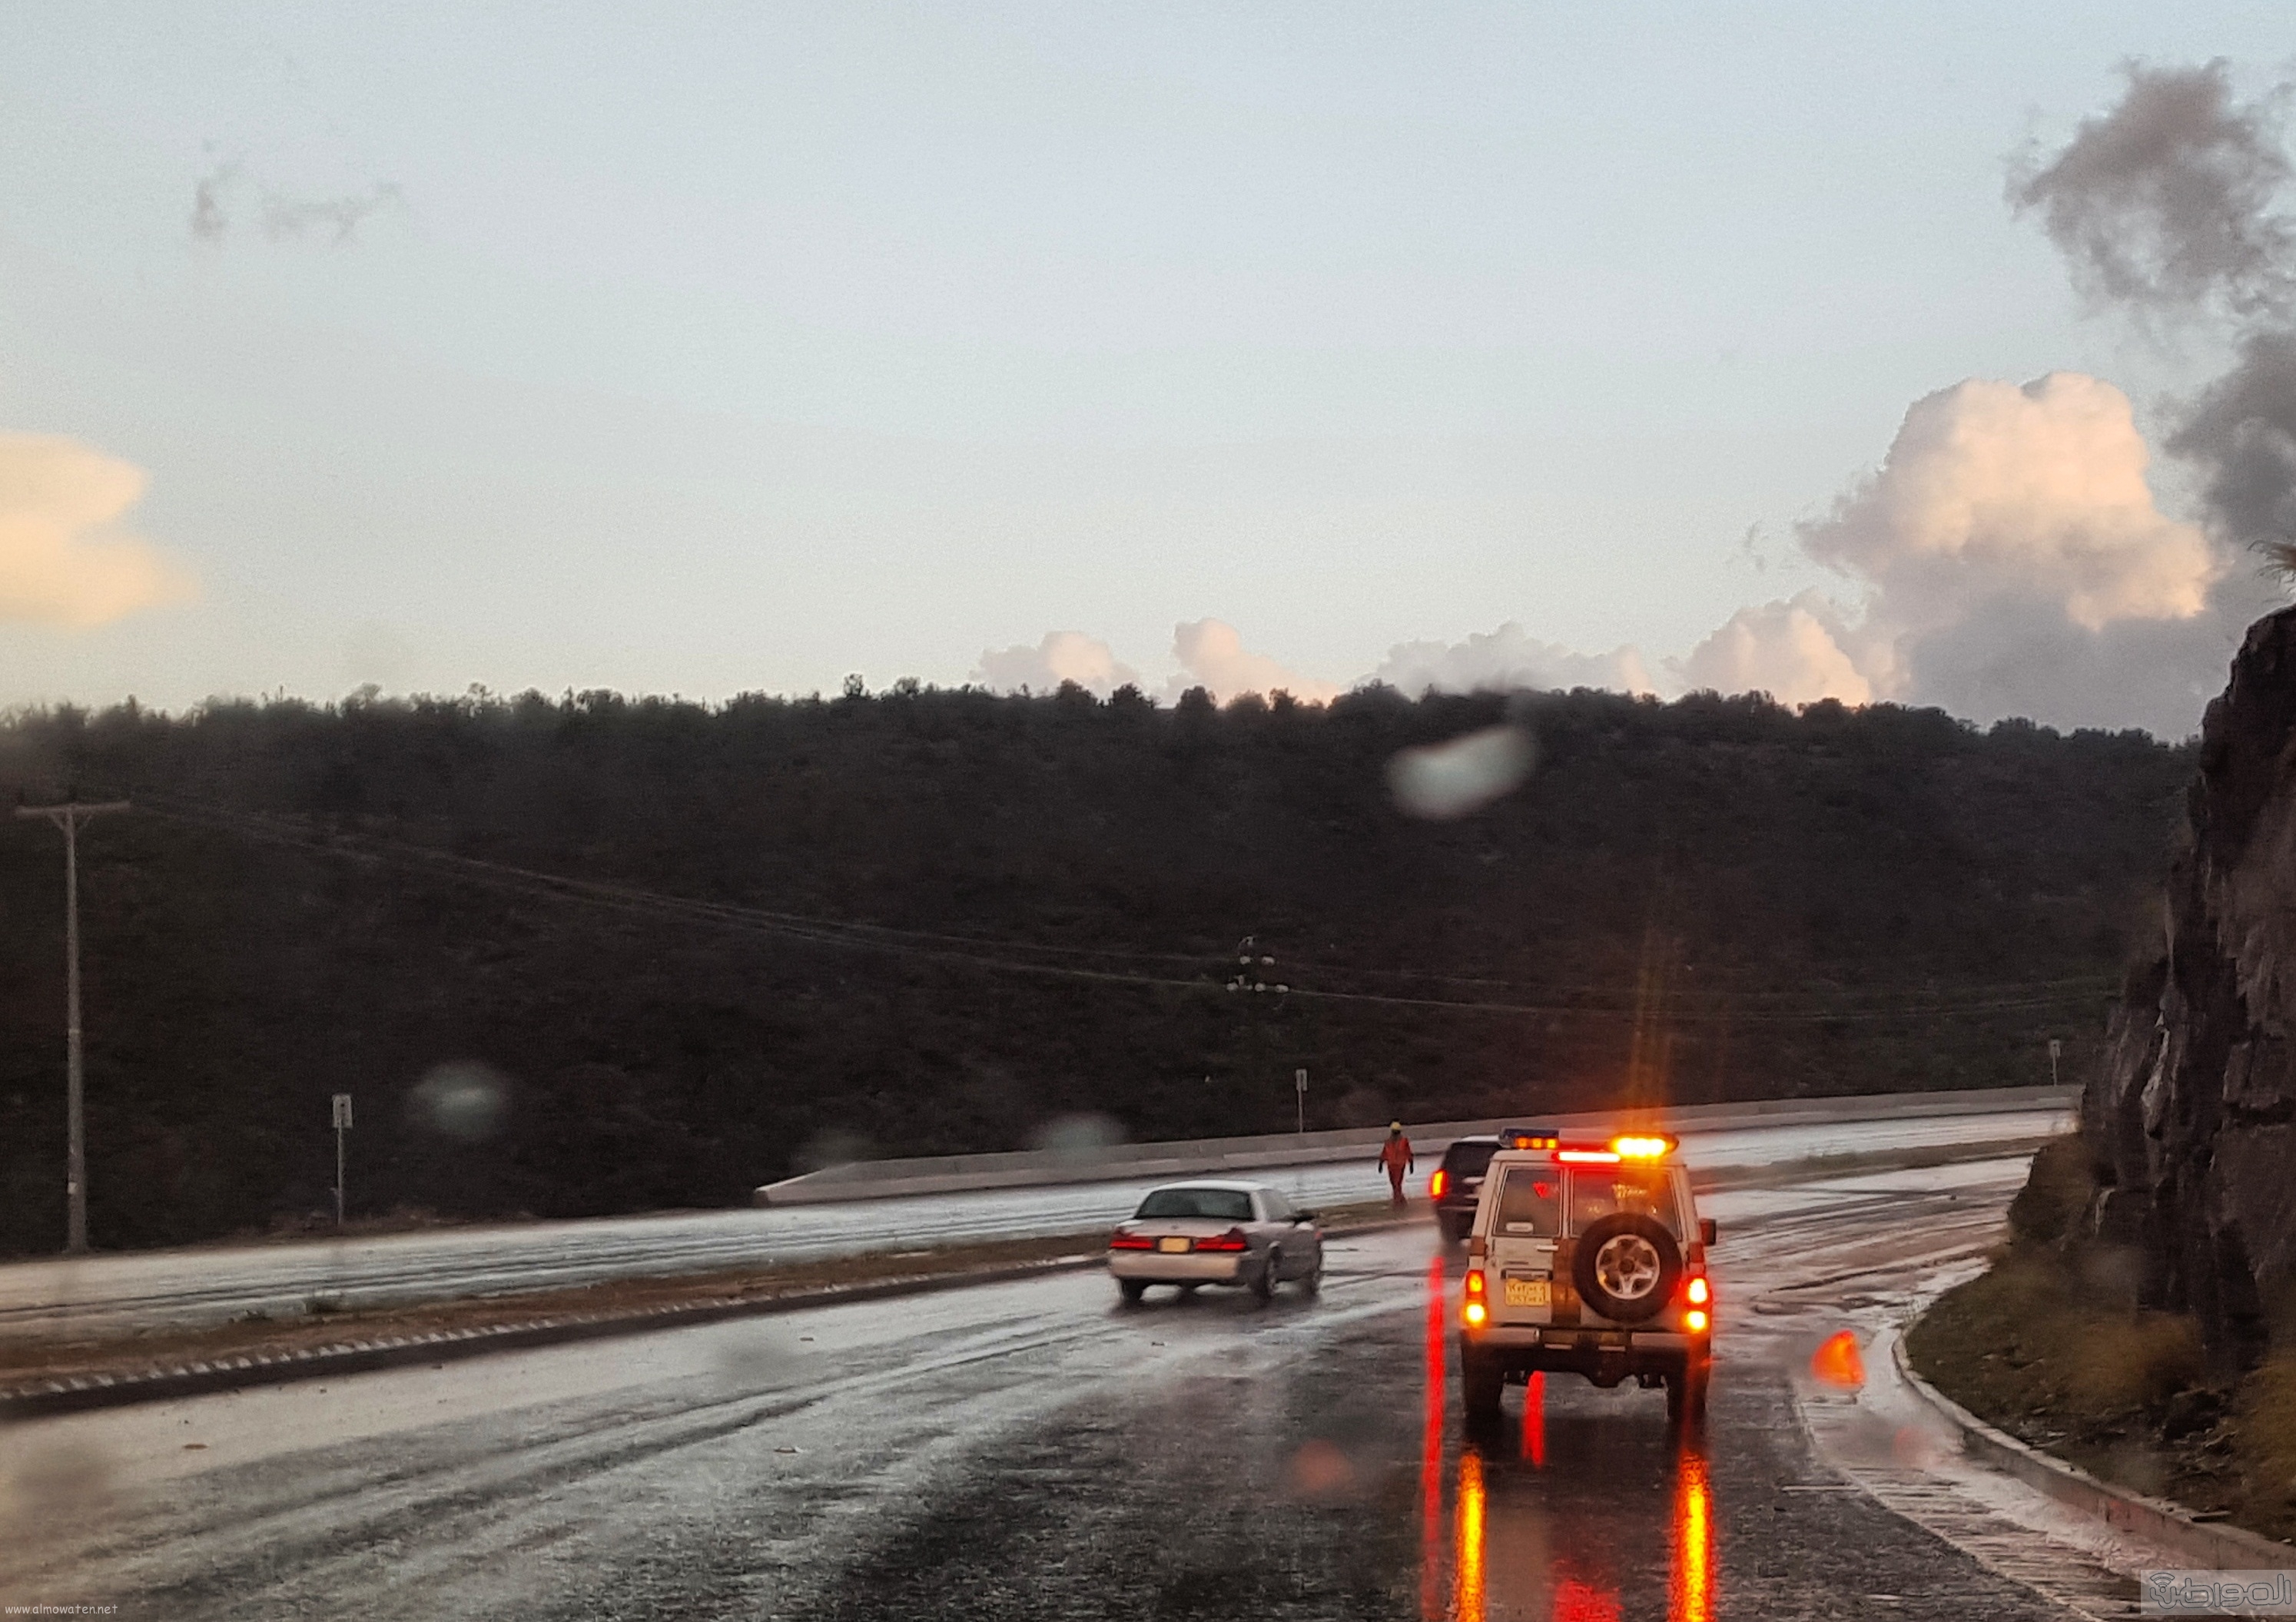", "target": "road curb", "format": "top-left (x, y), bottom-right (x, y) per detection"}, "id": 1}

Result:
top-left (1890, 1330), bottom-right (2294, 1568)
top-left (1690, 1135), bottom-right (2052, 1194)
top-left (0, 1215), bottom-right (1428, 1421)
